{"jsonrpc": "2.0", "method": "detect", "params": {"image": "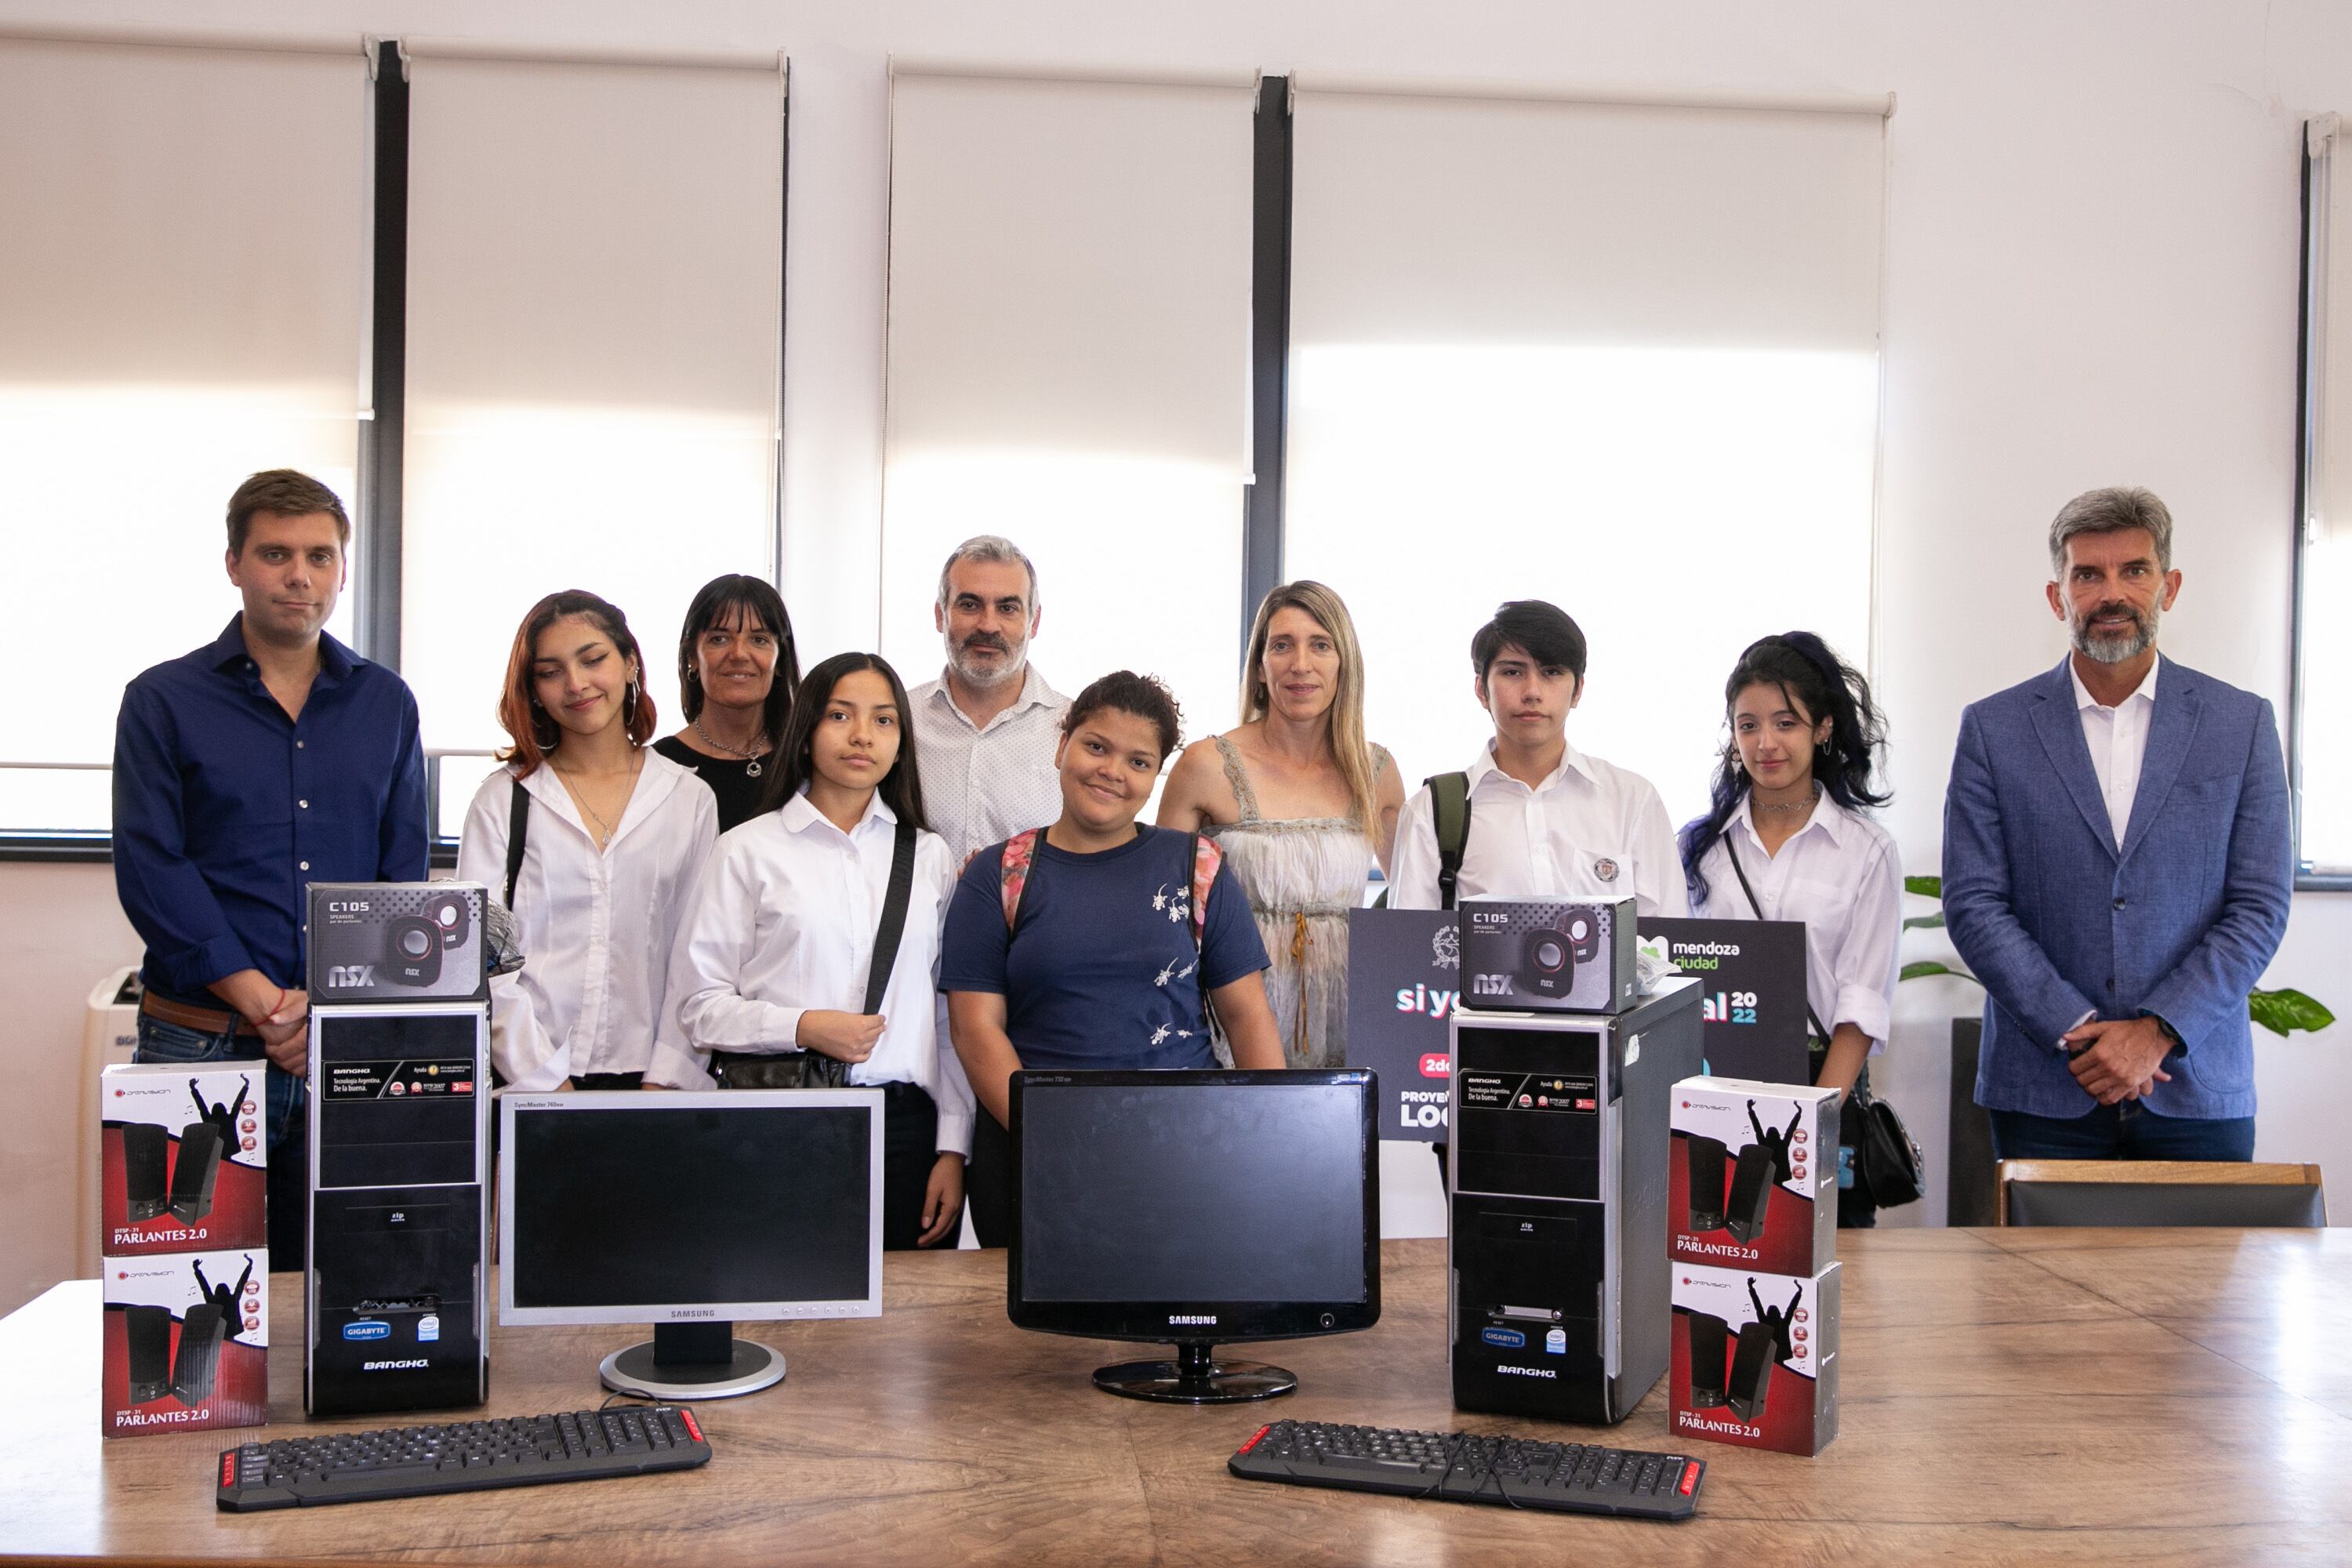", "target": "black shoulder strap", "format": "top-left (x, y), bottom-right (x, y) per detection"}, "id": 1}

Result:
top-left (1425, 771), bottom-right (1472, 912)
top-left (862, 817), bottom-right (920, 1016)
top-left (503, 779), bottom-right (530, 910)
top-left (1724, 832), bottom-right (1832, 1046)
